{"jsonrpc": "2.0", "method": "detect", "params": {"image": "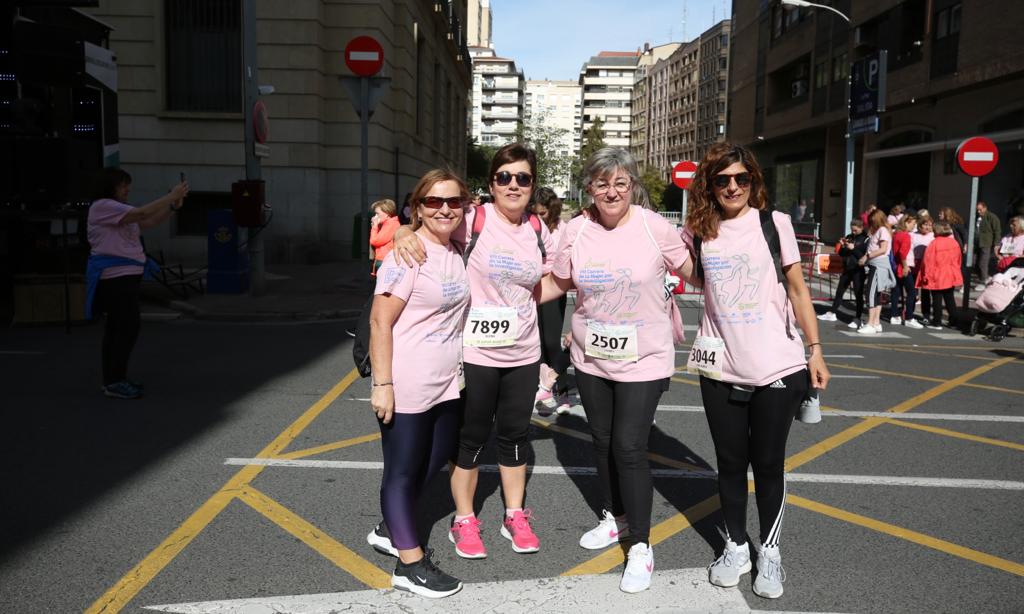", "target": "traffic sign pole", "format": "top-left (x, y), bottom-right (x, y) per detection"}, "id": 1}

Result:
top-left (359, 76), bottom-right (369, 261)
top-left (963, 175), bottom-right (980, 310)
top-left (243, 0), bottom-right (265, 295)
top-left (955, 136), bottom-right (999, 310)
